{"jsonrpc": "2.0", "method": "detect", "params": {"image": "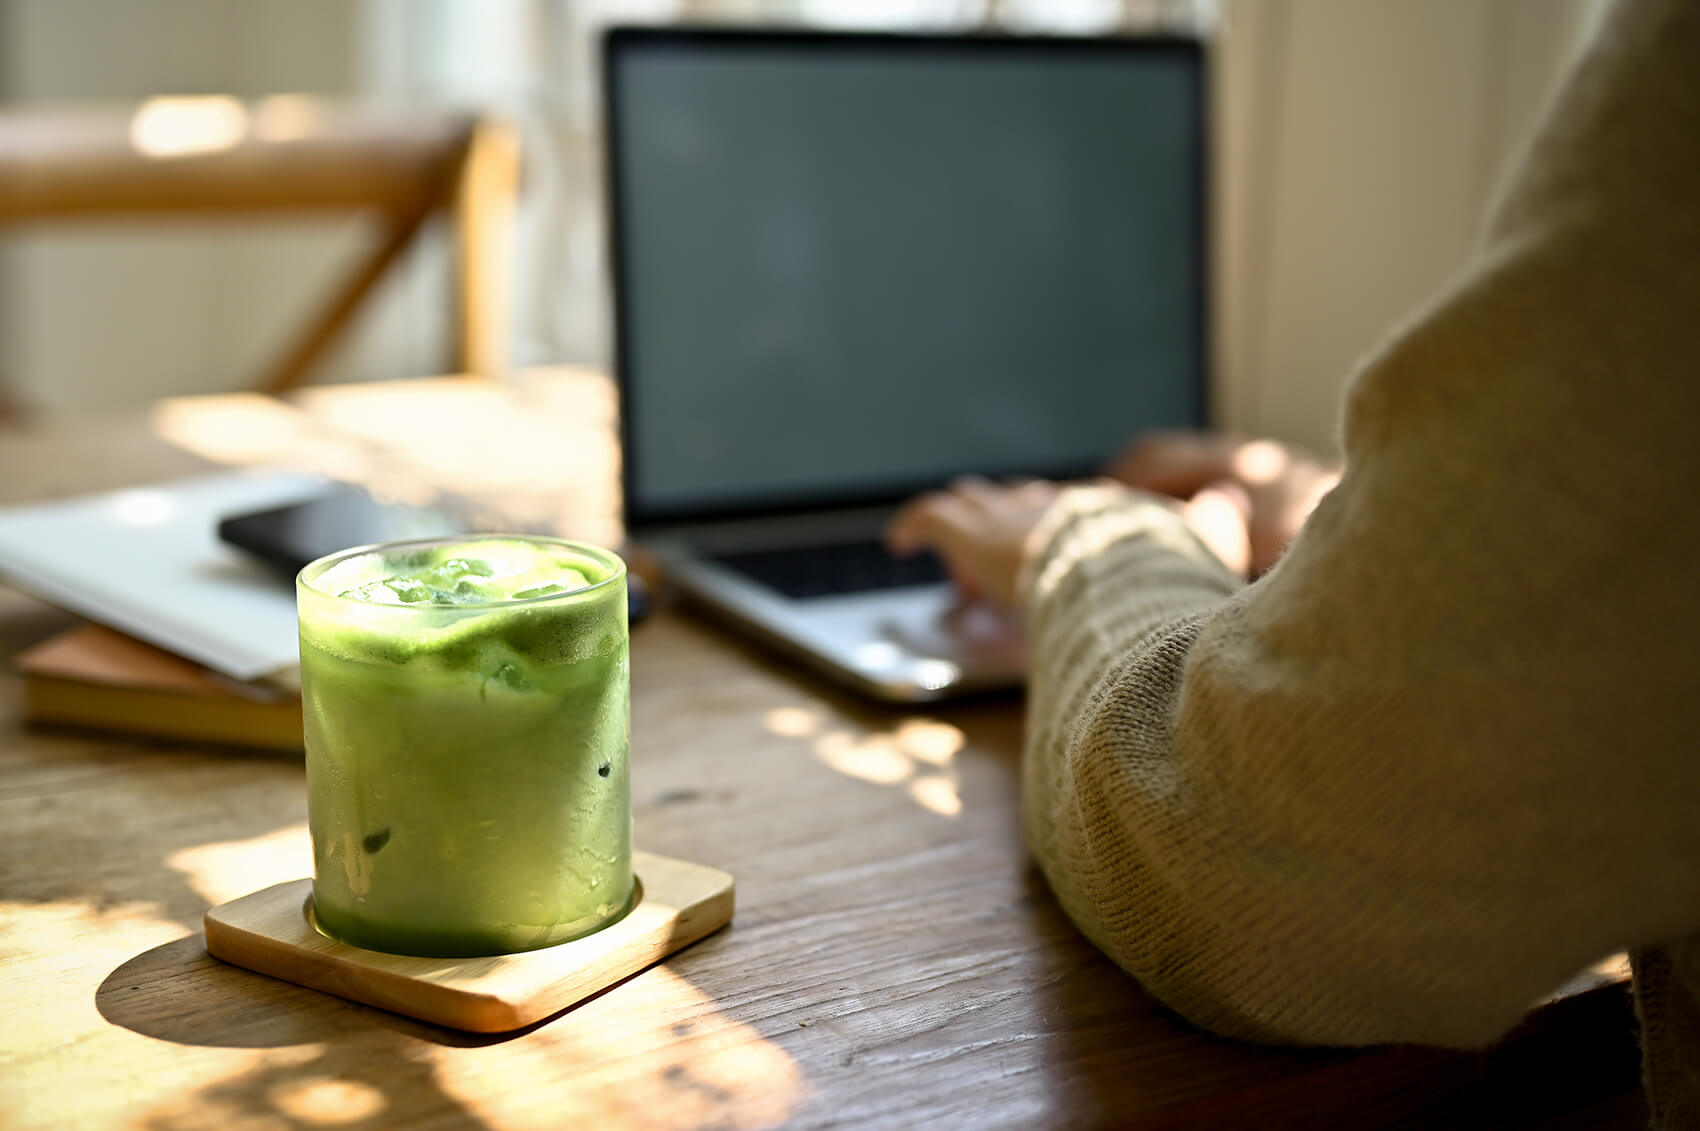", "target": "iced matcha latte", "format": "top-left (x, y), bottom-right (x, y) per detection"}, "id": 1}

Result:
top-left (297, 536), bottom-right (631, 957)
